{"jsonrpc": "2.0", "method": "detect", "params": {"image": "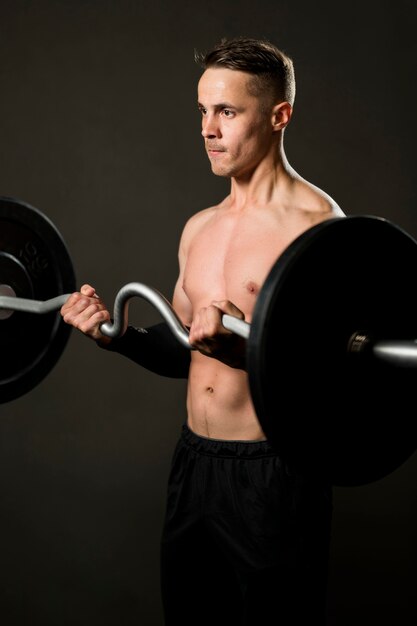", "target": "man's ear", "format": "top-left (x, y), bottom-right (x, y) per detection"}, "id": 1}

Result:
top-left (271, 102), bottom-right (293, 131)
